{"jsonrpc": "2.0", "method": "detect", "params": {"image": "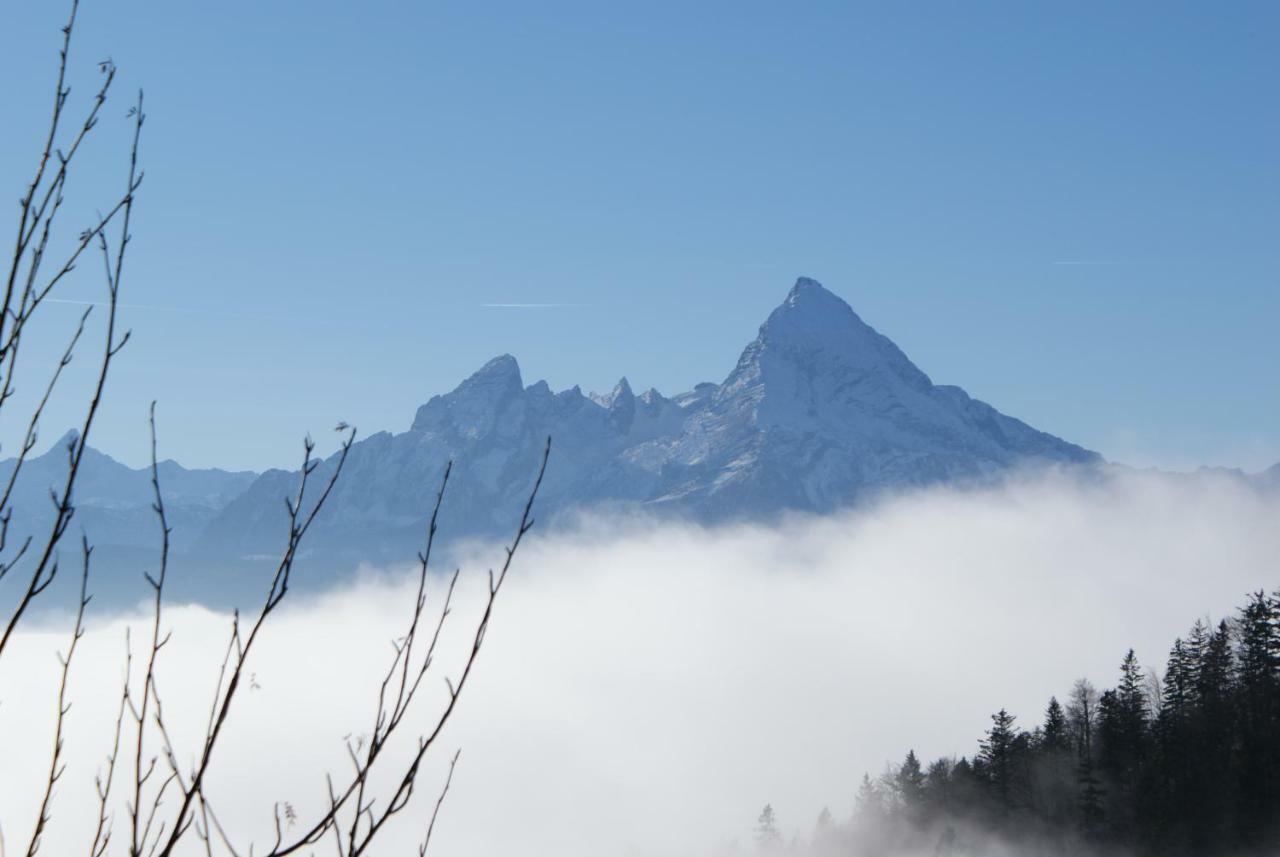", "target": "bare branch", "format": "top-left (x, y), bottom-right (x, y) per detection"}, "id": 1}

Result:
top-left (0, 70), bottom-right (145, 661)
top-left (25, 536), bottom-right (92, 857)
top-left (417, 750), bottom-right (461, 857)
